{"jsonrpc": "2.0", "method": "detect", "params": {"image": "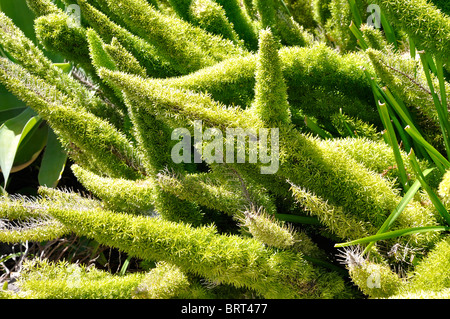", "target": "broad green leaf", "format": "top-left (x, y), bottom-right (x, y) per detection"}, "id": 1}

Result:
top-left (0, 107), bottom-right (39, 187)
top-left (12, 120), bottom-right (48, 171)
top-left (0, 85), bottom-right (26, 111)
top-left (38, 127), bottom-right (68, 188)
top-left (0, 0), bottom-right (37, 43)
top-left (53, 62), bottom-right (72, 73)
top-left (0, 107), bottom-right (26, 125)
